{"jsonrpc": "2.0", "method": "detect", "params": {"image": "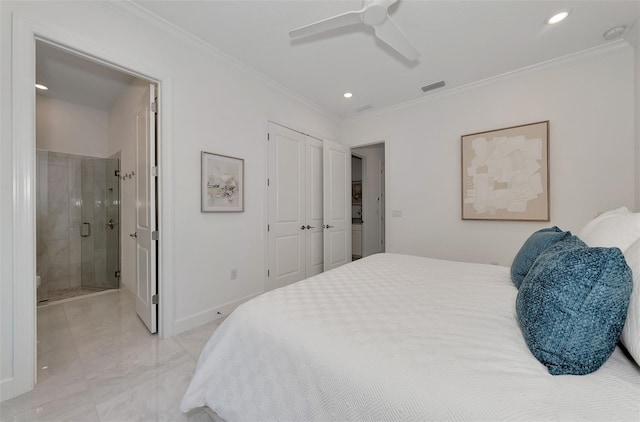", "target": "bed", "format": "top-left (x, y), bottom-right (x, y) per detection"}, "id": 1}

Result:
top-left (180, 252), bottom-right (640, 421)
